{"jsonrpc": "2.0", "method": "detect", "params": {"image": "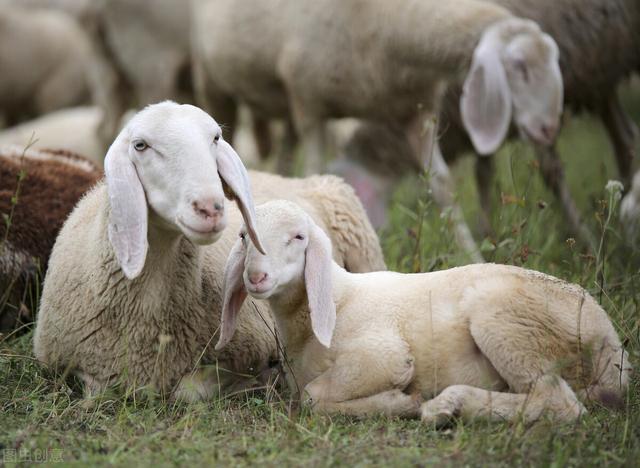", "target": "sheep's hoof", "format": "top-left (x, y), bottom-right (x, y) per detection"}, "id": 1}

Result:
top-left (420, 401), bottom-right (454, 427)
